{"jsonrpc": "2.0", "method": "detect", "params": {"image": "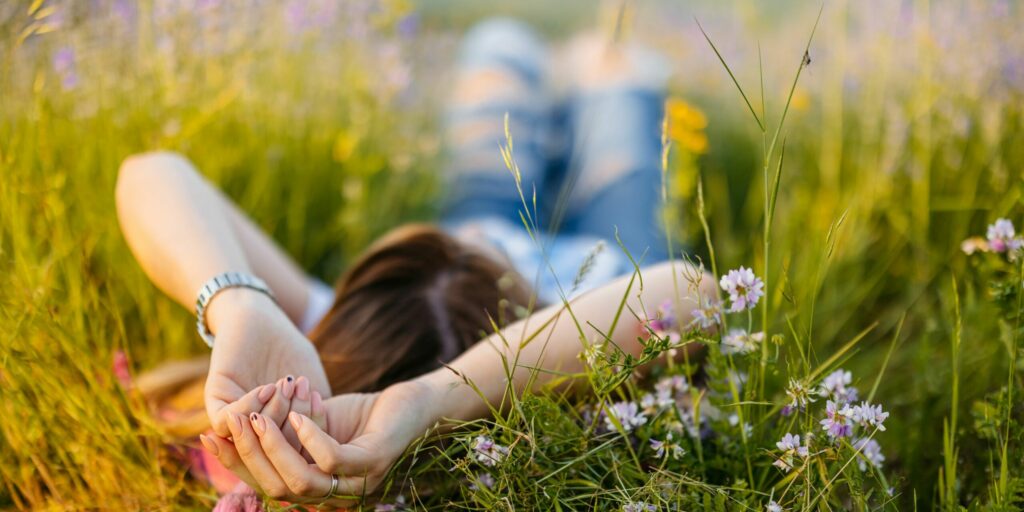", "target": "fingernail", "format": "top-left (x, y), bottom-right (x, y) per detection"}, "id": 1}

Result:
top-left (288, 411), bottom-right (303, 431)
top-left (311, 391), bottom-right (324, 417)
top-left (228, 413), bottom-right (242, 436)
top-left (257, 384), bottom-right (275, 403)
top-left (199, 434), bottom-right (219, 456)
top-left (283, 376), bottom-right (295, 399)
top-left (250, 413), bottom-right (266, 436)
top-left (296, 377), bottom-right (310, 401)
